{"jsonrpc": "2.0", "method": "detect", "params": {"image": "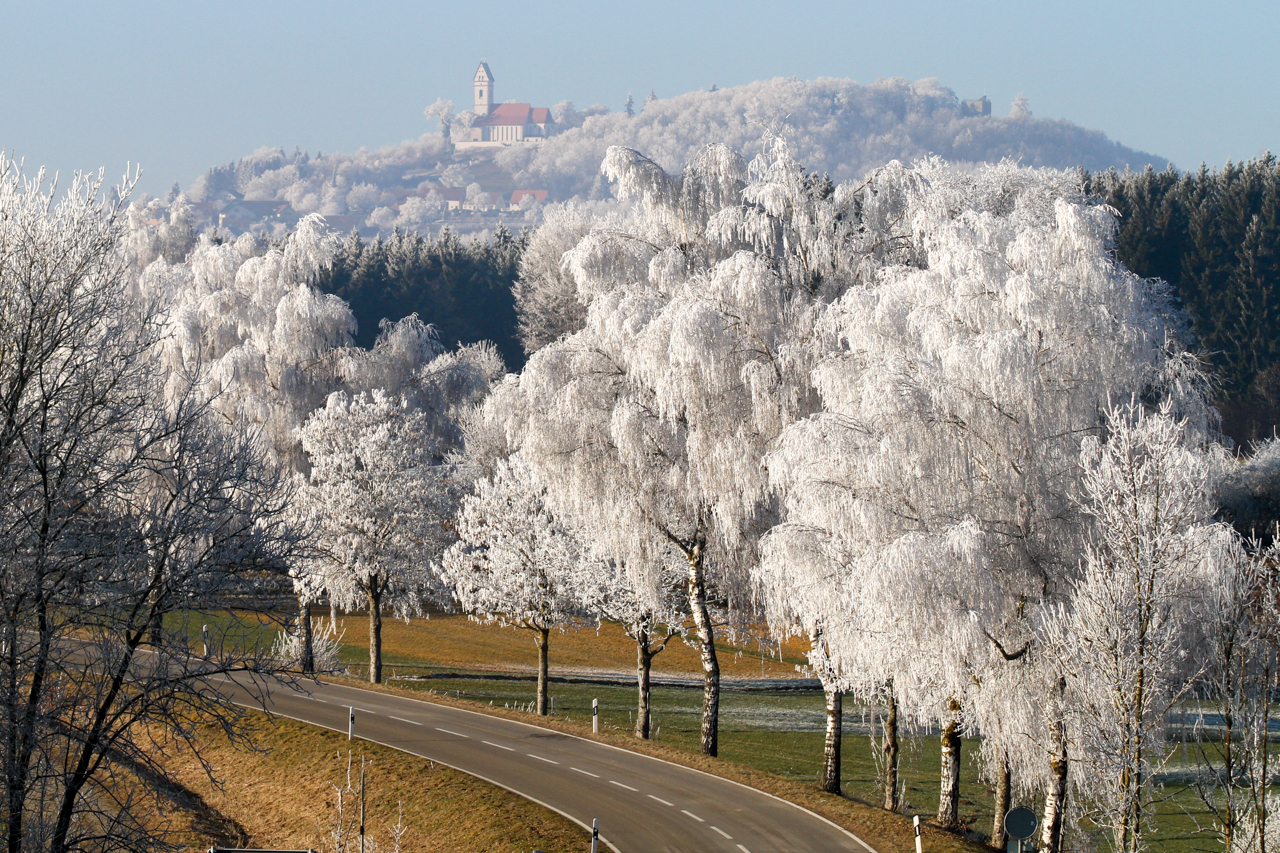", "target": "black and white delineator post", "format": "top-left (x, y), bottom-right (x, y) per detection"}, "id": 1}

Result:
top-left (592, 698), bottom-right (599, 734)
top-left (1003, 806), bottom-right (1038, 853)
top-left (348, 706), bottom-right (355, 741)
top-left (913, 815), bottom-right (923, 853)
top-left (202, 624), bottom-right (209, 659)
top-left (590, 818), bottom-right (599, 853)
